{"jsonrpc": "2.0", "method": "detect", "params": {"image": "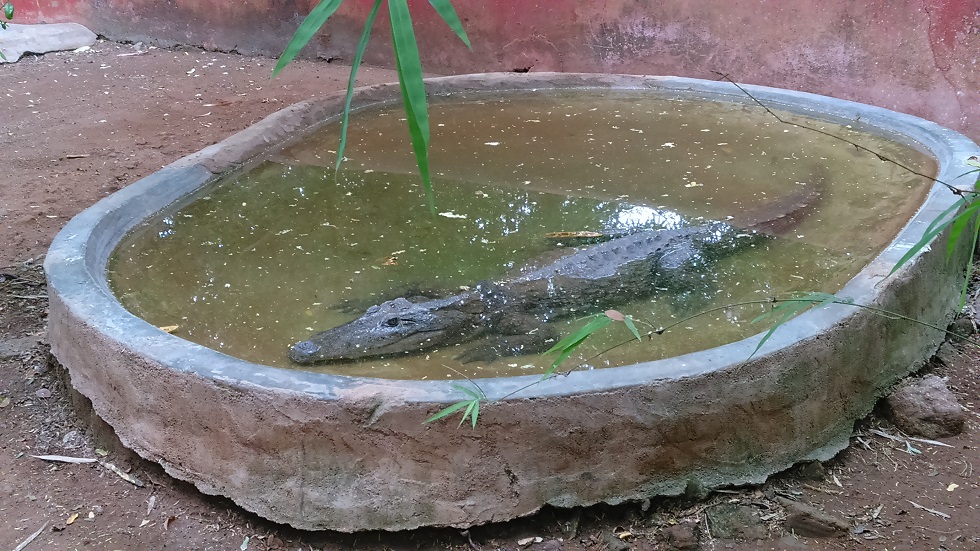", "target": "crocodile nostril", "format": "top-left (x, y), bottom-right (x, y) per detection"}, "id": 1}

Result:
top-left (289, 340), bottom-right (320, 362)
